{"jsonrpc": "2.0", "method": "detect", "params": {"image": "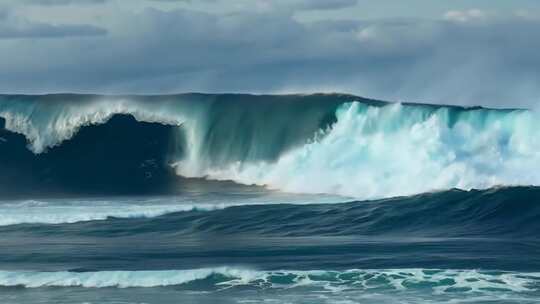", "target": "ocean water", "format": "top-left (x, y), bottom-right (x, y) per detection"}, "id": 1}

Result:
top-left (0, 93), bottom-right (539, 303)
